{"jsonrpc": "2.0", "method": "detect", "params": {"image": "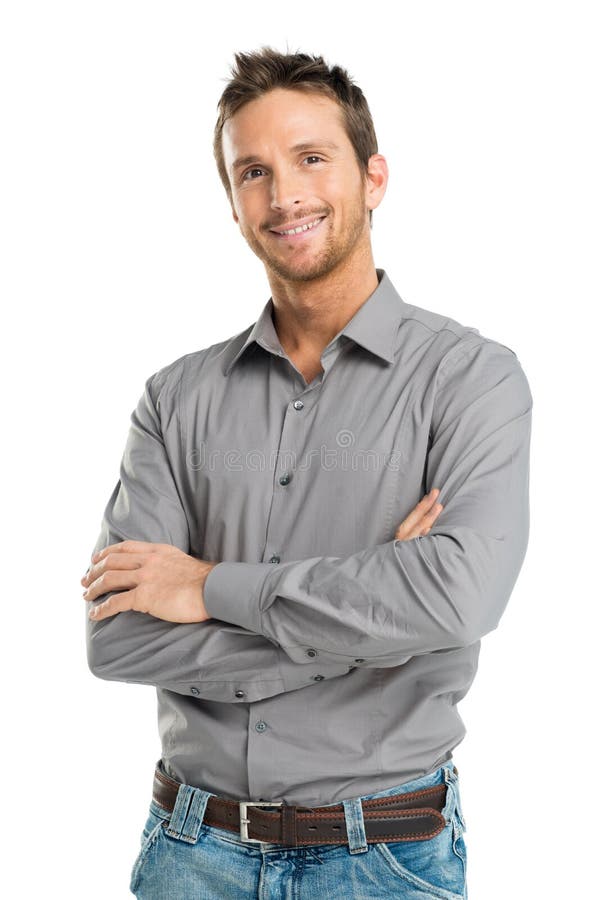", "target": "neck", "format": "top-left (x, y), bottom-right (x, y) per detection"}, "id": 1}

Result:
top-left (267, 248), bottom-right (380, 358)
